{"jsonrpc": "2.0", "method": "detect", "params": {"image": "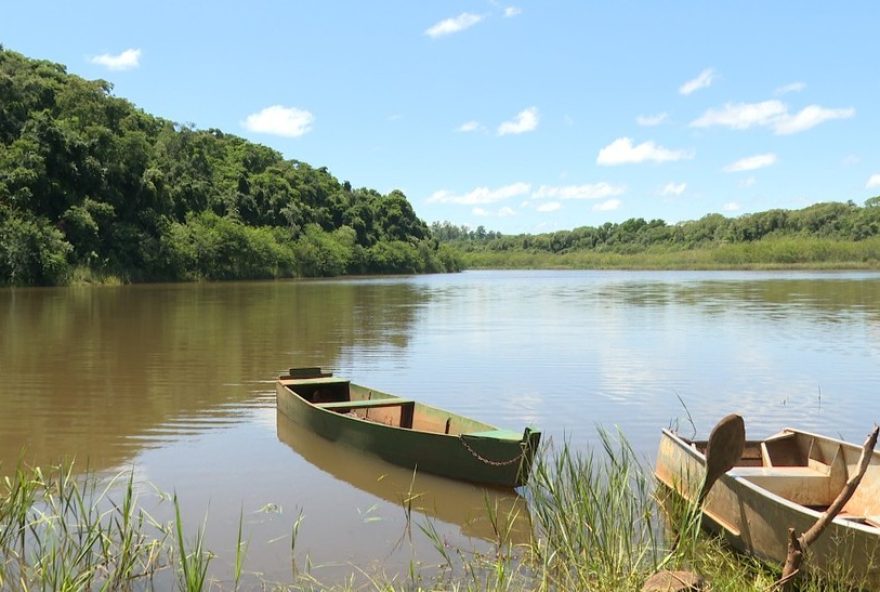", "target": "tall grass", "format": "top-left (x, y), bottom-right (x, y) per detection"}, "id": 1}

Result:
top-left (1, 435), bottom-right (866, 591)
top-left (0, 463), bottom-right (165, 590)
